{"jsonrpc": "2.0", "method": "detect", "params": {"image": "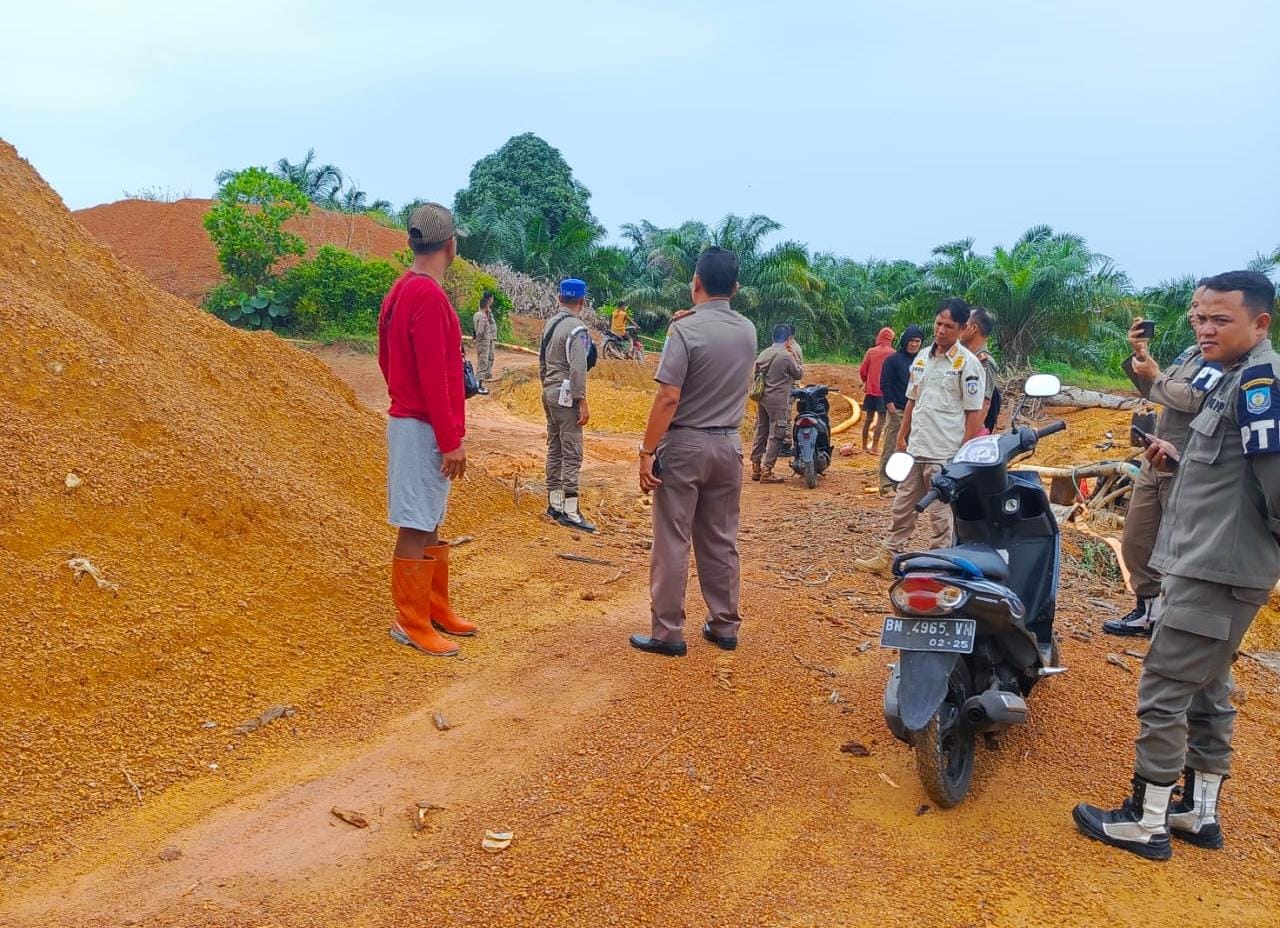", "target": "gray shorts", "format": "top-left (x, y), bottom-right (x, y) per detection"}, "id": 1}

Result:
top-left (387, 416), bottom-right (450, 531)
